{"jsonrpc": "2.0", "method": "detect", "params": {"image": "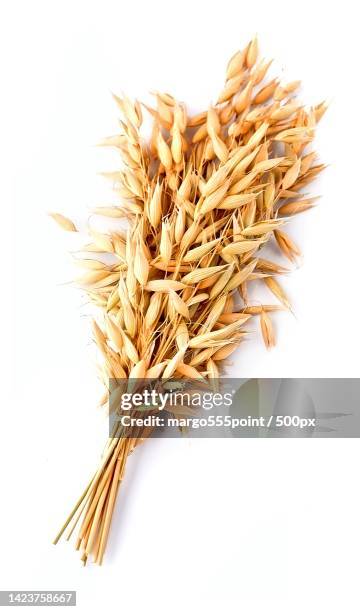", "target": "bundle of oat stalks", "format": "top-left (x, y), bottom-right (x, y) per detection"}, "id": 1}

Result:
top-left (52, 37), bottom-right (326, 564)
